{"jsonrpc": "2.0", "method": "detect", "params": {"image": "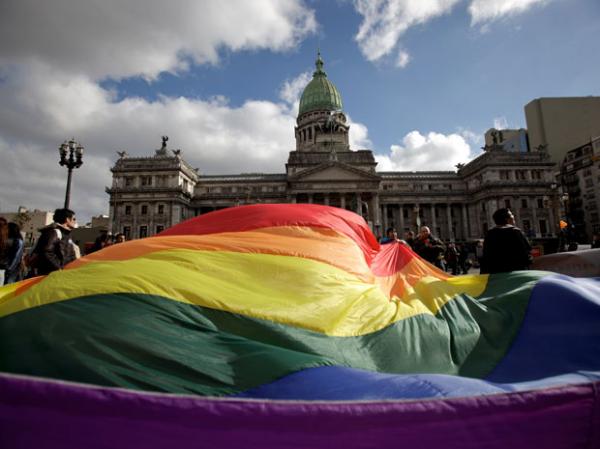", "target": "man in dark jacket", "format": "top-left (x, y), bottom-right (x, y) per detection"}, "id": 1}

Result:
top-left (480, 208), bottom-right (531, 274)
top-left (413, 226), bottom-right (446, 269)
top-left (34, 208), bottom-right (78, 275)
